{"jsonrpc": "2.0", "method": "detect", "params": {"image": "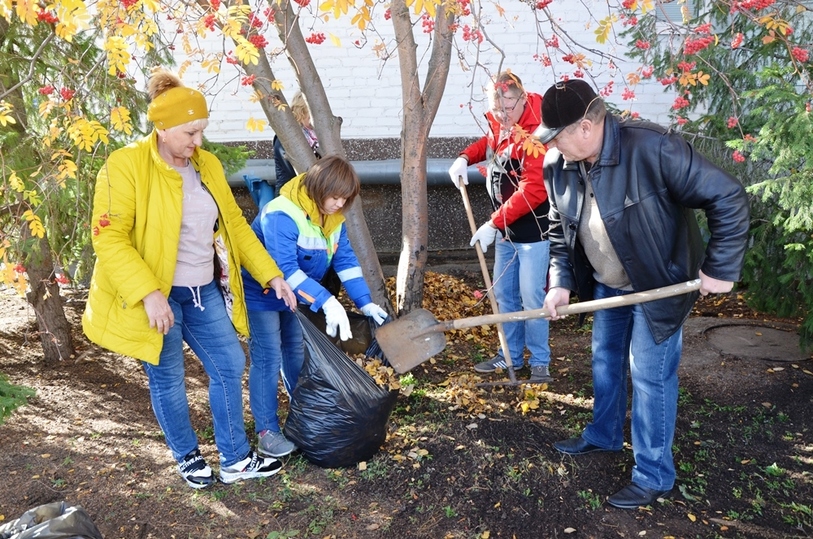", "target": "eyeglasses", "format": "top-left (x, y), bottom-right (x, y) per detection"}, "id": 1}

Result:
top-left (491, 94), bottom-right (524, 114)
